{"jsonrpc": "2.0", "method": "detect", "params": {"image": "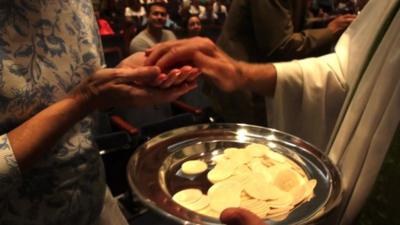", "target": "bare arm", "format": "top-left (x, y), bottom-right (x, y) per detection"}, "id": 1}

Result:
top-left (6, 65), bottom-right (195, 172)
top-left (8, 94), bottom-right (90, 171)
